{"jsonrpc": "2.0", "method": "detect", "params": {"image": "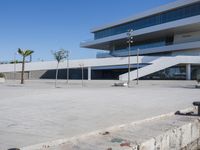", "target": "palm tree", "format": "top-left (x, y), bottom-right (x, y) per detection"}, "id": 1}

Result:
top-left (52, 49), bottom-right (67, 88)
top-left (18, 48), bottom-right (34, 84)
